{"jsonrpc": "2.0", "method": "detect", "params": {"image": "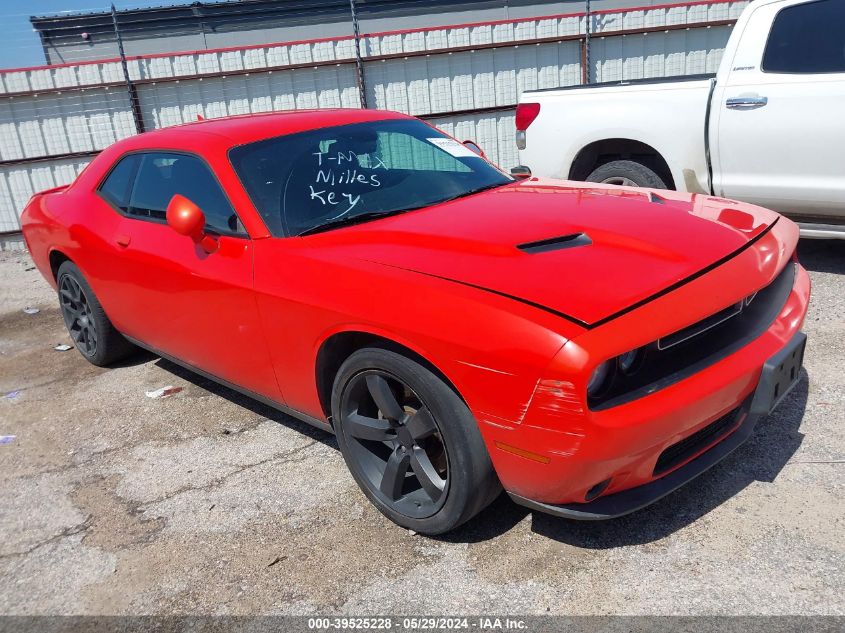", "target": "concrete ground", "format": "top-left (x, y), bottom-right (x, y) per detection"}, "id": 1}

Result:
top-left (0, 241), bottom-right (842, 616)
